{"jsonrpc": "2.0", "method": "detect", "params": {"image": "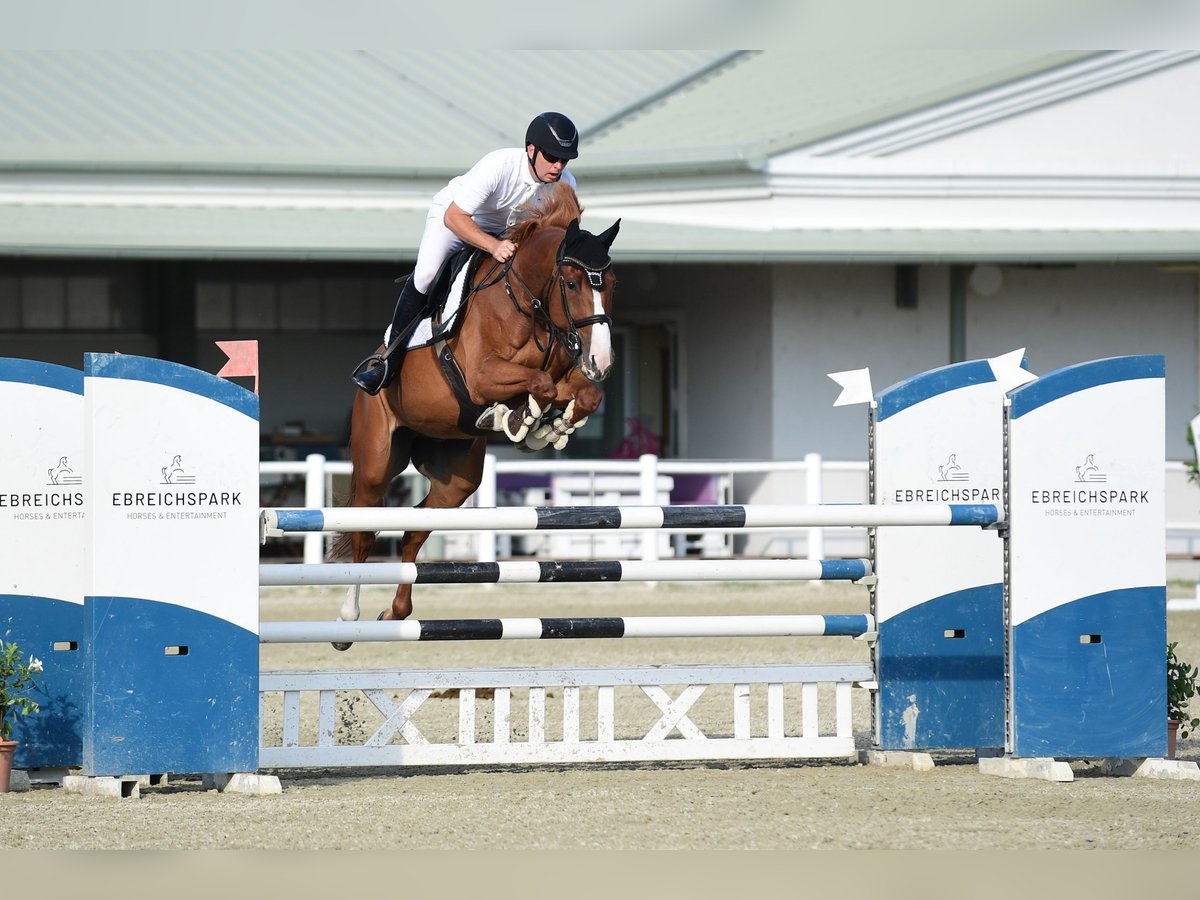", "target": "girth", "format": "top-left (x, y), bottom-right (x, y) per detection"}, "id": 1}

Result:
top-left (435, 341), bottom-right (491, 437)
